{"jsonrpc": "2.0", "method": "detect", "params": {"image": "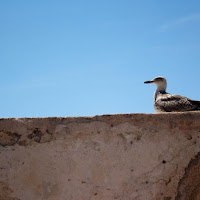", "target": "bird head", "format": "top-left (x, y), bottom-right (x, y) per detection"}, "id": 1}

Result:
top-left (144, 76), bottom-right (167, 92)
